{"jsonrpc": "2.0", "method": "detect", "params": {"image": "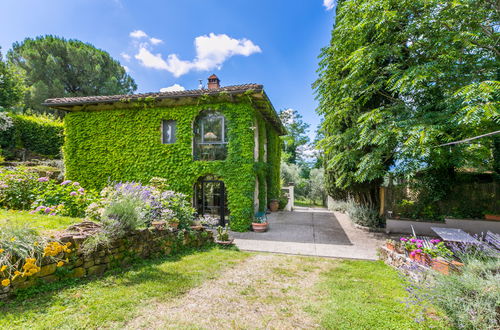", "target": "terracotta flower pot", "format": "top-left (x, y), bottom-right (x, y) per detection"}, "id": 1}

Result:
top-left (431, 258), bottom-right (450, 275)
top-left (151, 221), bottom-right (167, 230)
top-left (252, 222), bottom-right (268, 232)
top-left (410, 251), bottom-right (431, 266)
top-left (484, 214), bottom-right (500, 221)
top-left (216, 239), bottom-right (234, 246)
top-left (269, 200), bottom-right (279, 212)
